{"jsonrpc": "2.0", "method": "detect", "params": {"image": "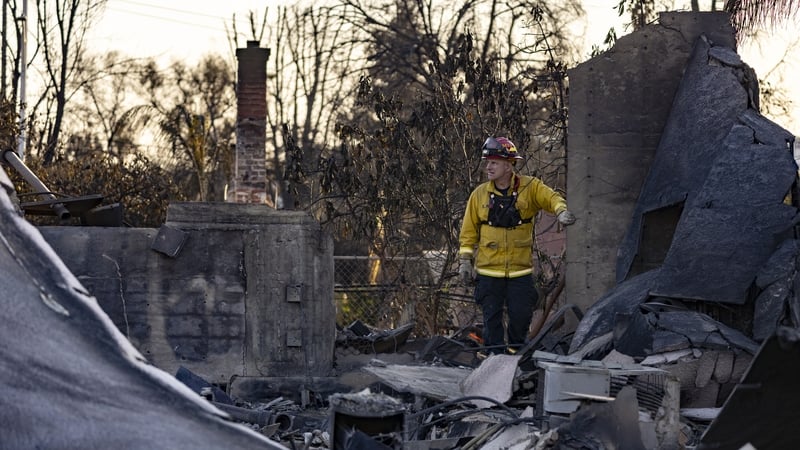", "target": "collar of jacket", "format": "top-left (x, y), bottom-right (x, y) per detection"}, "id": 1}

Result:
top-left (490, 173), bottom-right (521, 194)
